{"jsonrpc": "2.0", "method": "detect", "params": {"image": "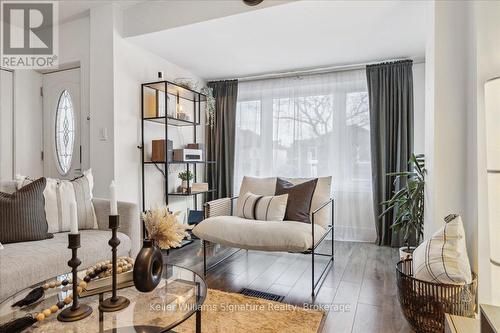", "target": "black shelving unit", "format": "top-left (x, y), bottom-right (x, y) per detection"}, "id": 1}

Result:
top-left (140, 81), bottom-right (215, 235)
